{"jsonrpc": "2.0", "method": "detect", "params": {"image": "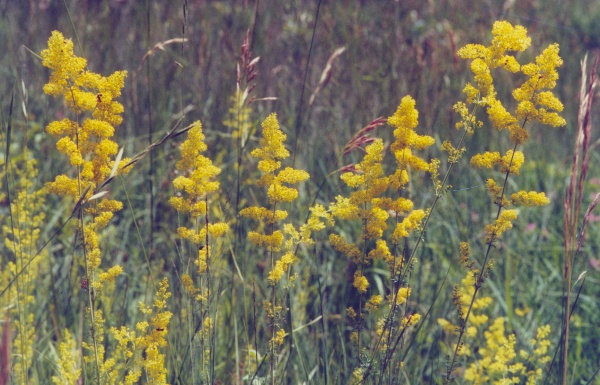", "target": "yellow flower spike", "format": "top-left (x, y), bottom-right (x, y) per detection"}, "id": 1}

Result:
top-left (41, 31), bottom-right (88, 97)
top-left (329, 234), bottom-right (362, 261)
top-left (353, 271), bottom-right (369, 294)
top-left (271, 329), bottom-right (286, 347)
top-left (368, 239), bottom-right (393, 263)
top-left (487, 98), bottom-right (518, 130)
top-left (470, 151), bottom-right (501, 170)
top-left (391, 209), bottom-right (425, 242)
top-left (251, 113), bottom-right (290, 161)
top-left (365, 294), bottom-right (383, 312)
top-left (469, 58), bottom-right (495, 98)
top-left (42, 31), bottom-right (130, 309)
top-left (511, 190), bottom-right (550, 206)
top-left (395, 287), bottom-right (411, 305)
top-left (98, 266), bottom-right (123, 285)
top-left (500, 150), bottom-right (525, 175)
top-left (400, 313), bottom-right (421, 328)
top-left (485, 209), bottom-right (518, 241)
top-left (267, 182), bottom-right (301, 203)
